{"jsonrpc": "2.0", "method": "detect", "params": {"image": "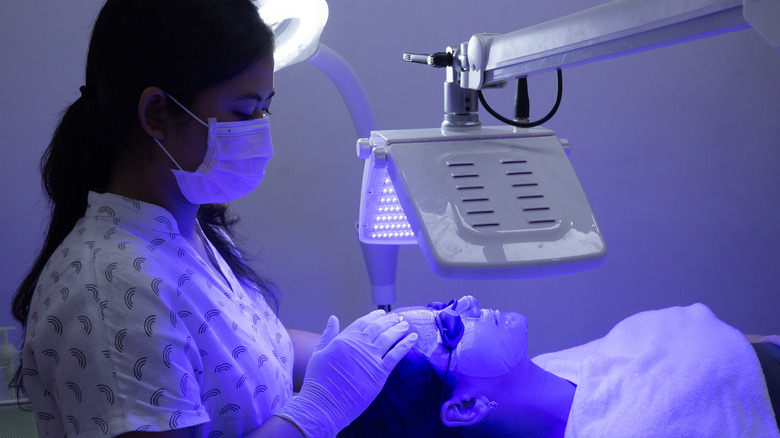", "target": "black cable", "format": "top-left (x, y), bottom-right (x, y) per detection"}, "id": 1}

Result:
top-left (514, 77), bottom-right (530, 121)
top-left (477, 68), bottom-right (563, 128)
